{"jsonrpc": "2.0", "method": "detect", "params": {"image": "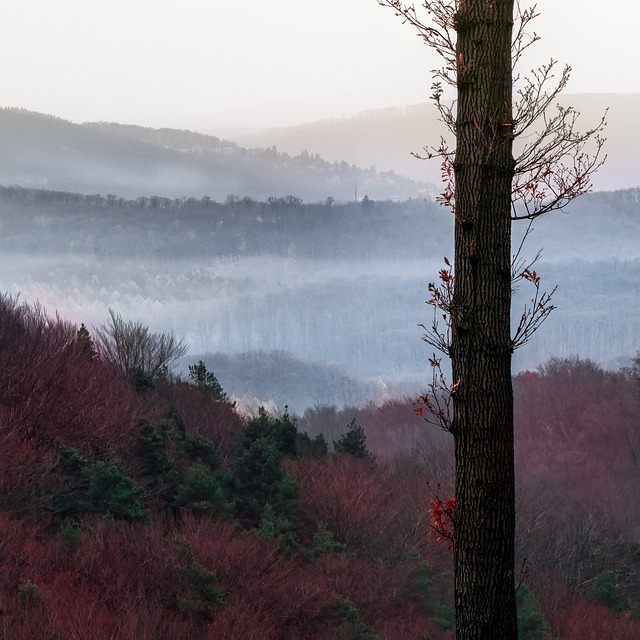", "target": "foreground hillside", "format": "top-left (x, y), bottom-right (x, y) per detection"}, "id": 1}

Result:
top-left (0, 108), bottom-right (425, 202)
top-left (1, 294), bottom-right (639, 638)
